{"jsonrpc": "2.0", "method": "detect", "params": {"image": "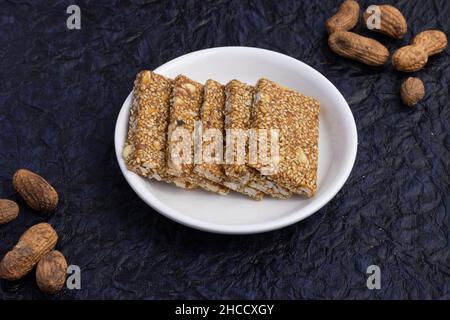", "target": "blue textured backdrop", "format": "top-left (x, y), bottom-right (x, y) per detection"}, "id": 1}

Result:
top-left (0, 0), bottom-right (449, 299)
